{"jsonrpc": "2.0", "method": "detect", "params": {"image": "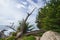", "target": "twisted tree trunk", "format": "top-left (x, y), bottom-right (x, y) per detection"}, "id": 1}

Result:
top-left (15, 8), bottom-right (36, 40)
